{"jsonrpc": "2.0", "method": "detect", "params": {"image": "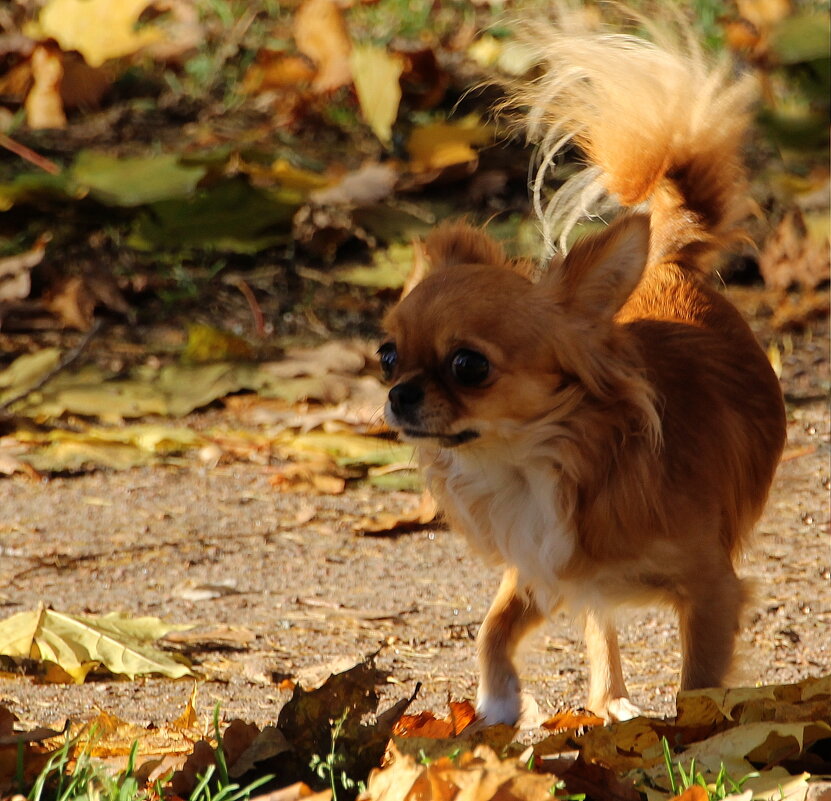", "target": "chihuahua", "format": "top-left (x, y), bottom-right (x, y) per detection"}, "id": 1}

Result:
top-left (380, 12), bottom-right (787, 723)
